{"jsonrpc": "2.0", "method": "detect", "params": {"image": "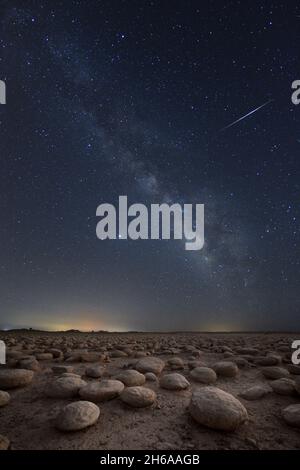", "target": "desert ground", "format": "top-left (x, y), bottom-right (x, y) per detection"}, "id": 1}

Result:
top-left (0, 331), bottom-right (300, 450)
